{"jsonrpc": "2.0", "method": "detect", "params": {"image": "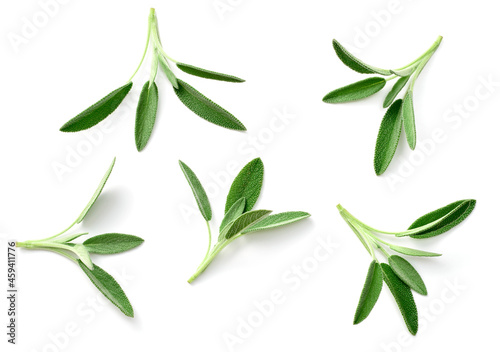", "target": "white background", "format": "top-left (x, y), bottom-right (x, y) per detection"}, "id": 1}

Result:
top-left (0, 0), bottom-right (497, 351)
